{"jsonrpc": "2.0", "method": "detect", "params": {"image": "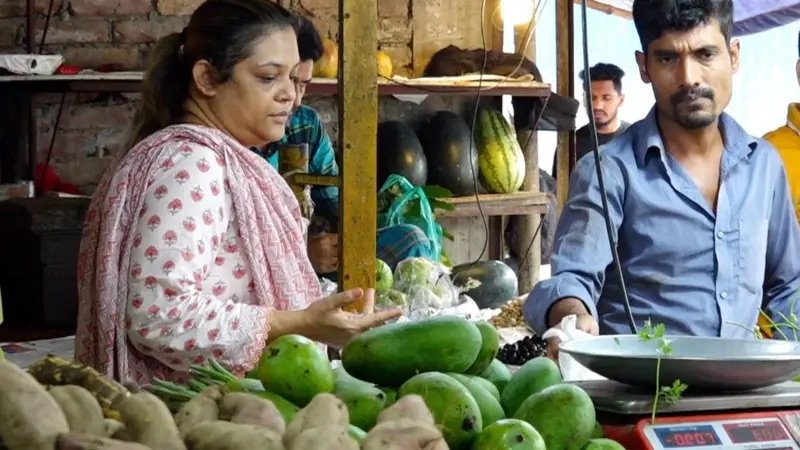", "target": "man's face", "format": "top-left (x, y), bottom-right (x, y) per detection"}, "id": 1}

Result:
top-left (636, 19), bottom-right (739, 130)
top-left (293, 59), bottom-right (314, 111)
top-left (586, 80), bottom-right (624, 128)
